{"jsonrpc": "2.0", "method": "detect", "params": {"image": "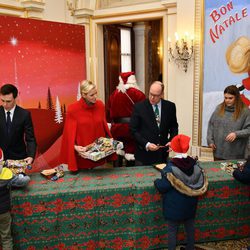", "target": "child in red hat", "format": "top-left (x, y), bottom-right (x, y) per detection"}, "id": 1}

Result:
top-left (154, 134), bottom-right (208, 250)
